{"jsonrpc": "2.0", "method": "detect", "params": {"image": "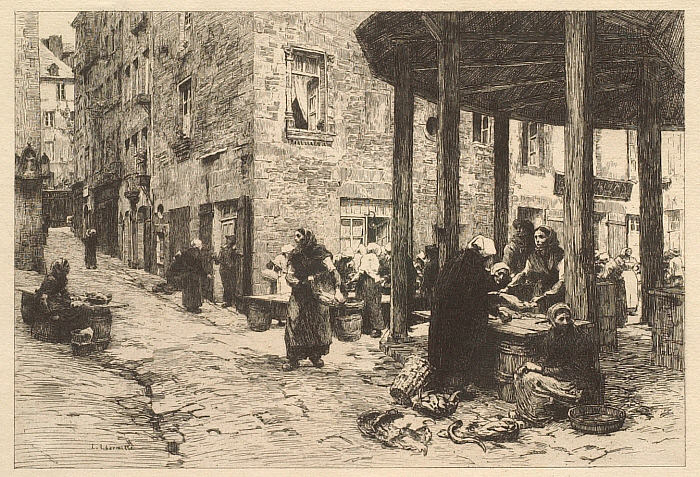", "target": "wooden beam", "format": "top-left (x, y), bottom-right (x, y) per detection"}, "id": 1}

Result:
top-left (460, 74), bottom-right (564, 95)
top-left (390, 42), bottom-right (415, 341)
top-left (436, 12), bottom-right (461, 267)
top-left (395, 31), bottom-right (642, 45)
top-left (413, 55), bottom-right (638, 71)
top-left (563, 12), bottom-right (597, 326)
top-left (421, 13), bottom-right (442, 42)
top-left (637, 58), bottom-right (664, 325)
top-left (493, 113), bottom-right (510, 258)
